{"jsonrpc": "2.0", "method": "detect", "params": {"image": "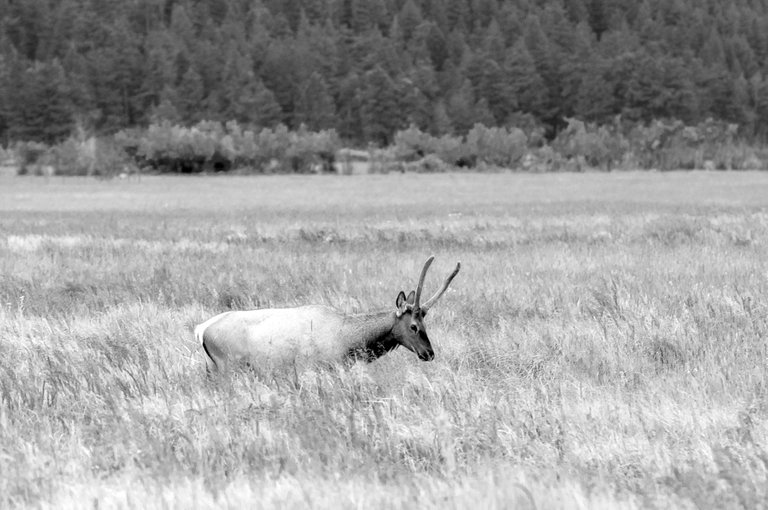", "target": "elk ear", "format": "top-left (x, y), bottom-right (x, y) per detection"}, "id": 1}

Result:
top-left (405, 290), bottom-right (416, 305)
top-left (396, 291), bottom-right (407, 309)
